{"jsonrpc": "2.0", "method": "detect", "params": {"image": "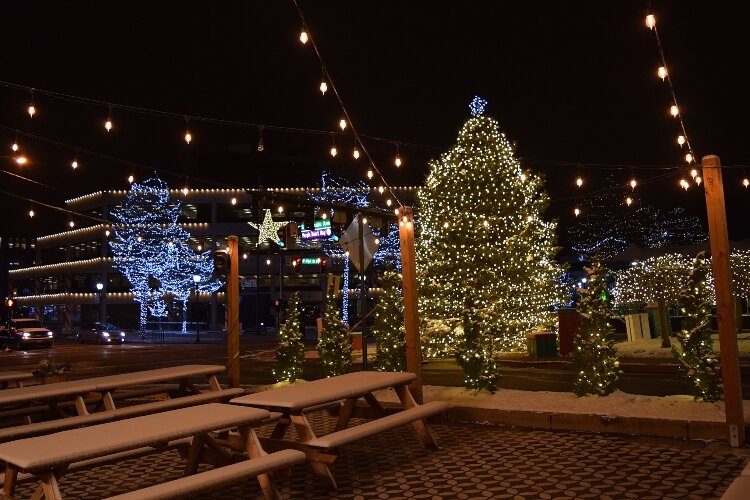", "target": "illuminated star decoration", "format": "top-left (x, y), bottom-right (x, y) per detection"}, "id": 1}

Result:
top-left (469, 96), bottom-right (487, 117)
top-left (249, 209), bottom-right (289, 247)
